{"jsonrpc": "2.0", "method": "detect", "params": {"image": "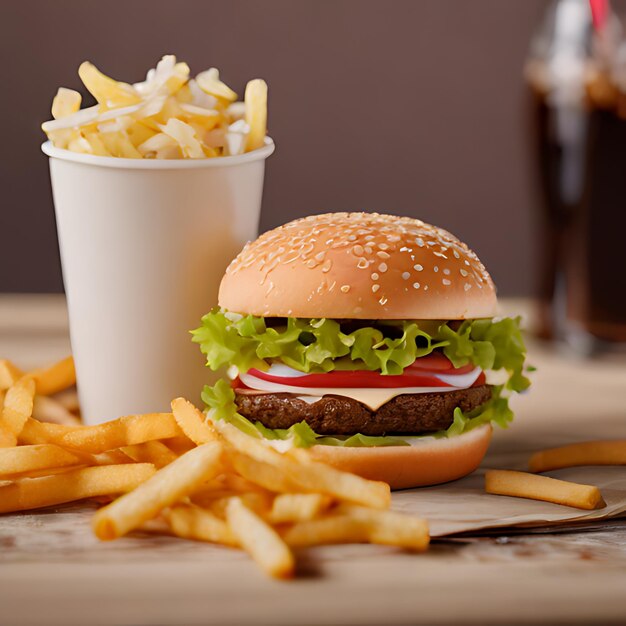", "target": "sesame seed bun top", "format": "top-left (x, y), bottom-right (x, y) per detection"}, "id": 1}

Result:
top-left (218, 212), bottom-right (497, 319)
